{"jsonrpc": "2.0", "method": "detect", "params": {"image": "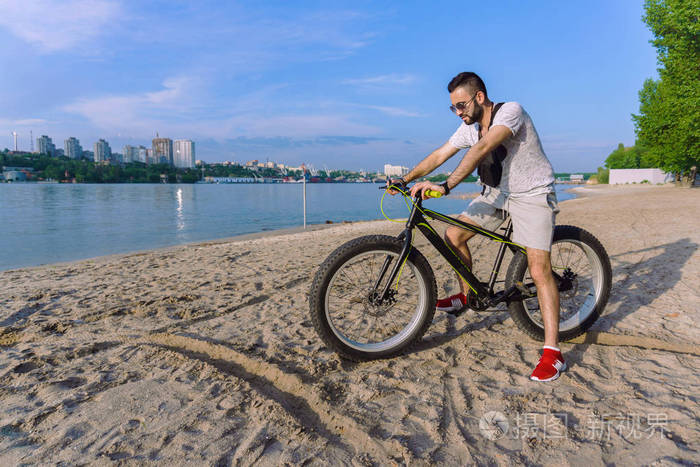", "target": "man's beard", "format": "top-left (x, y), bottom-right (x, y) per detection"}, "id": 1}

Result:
top-left (464, 102), bottom-right (484, 124)
top-left (471, 102), bottom-right (484, 123)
